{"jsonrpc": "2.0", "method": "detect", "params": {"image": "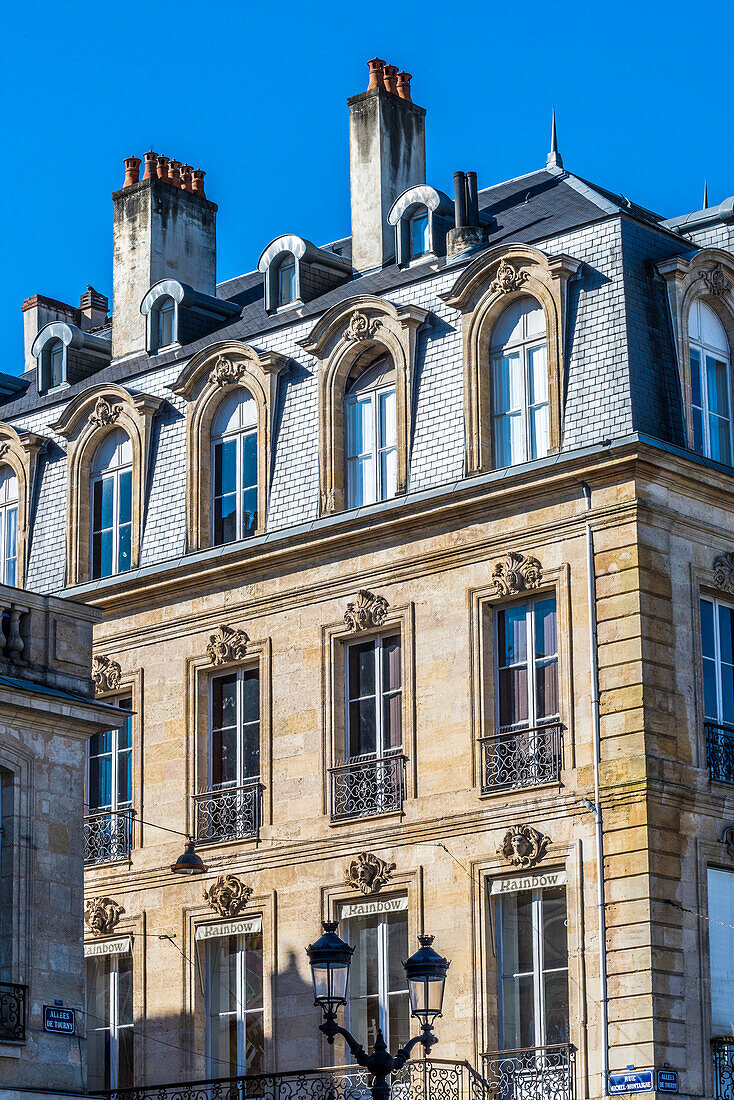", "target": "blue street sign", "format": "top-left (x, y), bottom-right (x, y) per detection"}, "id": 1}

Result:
top-left (43, 1005), bottom-right (76, 1035)
top-left (608, 1071), bottom-right (654, 1095)
top-left (657, 1070), bottom-right (679, 1093)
